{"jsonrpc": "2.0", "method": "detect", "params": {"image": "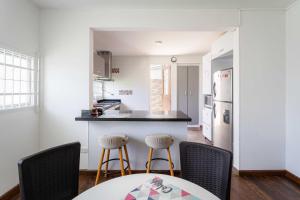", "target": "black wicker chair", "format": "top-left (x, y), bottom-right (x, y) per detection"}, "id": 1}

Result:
top-left (18, 142), bottom-right (81, 200)
top-left (180, 142), bottom-right (232, 200)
